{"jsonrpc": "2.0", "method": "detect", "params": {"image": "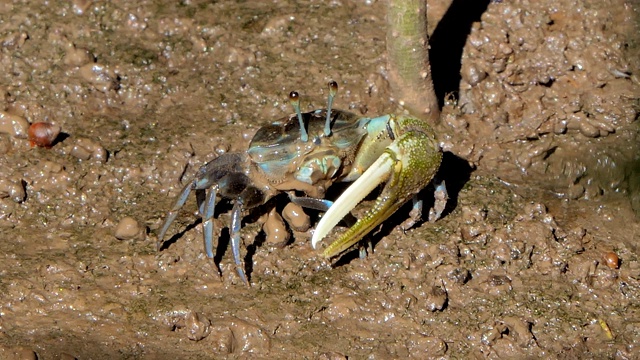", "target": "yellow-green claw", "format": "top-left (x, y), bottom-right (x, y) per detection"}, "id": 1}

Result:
top-left (312, 124), bottom-right (442, 259)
